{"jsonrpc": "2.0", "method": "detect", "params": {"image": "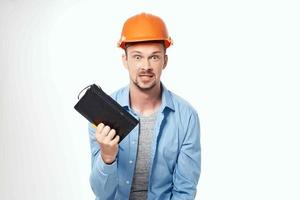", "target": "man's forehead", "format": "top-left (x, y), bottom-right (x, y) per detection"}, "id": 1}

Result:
top-left (127, 43), bottom-right (165, 54)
